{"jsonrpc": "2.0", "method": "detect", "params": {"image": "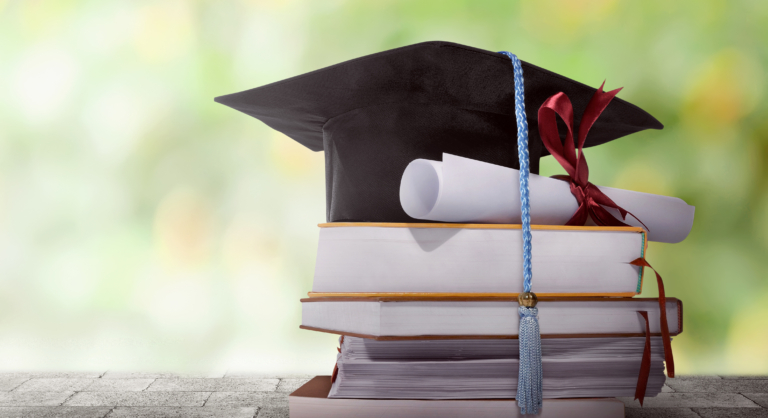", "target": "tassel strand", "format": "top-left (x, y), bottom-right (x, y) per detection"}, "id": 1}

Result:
top-left (518, 306), bottom-right (543, 414)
